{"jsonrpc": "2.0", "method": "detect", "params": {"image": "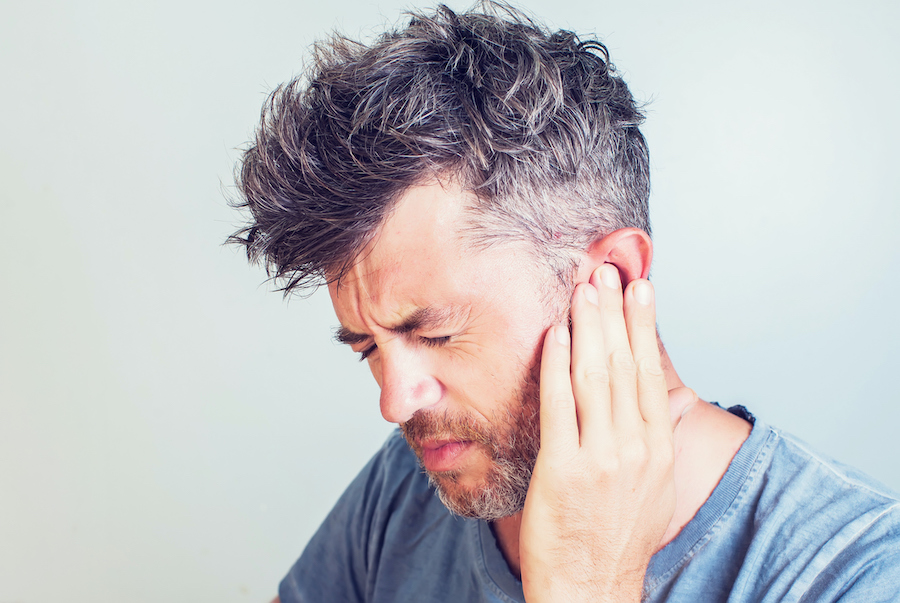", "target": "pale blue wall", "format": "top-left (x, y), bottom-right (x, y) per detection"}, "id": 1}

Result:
top-left (1, 0), bottom-right (897, 601)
